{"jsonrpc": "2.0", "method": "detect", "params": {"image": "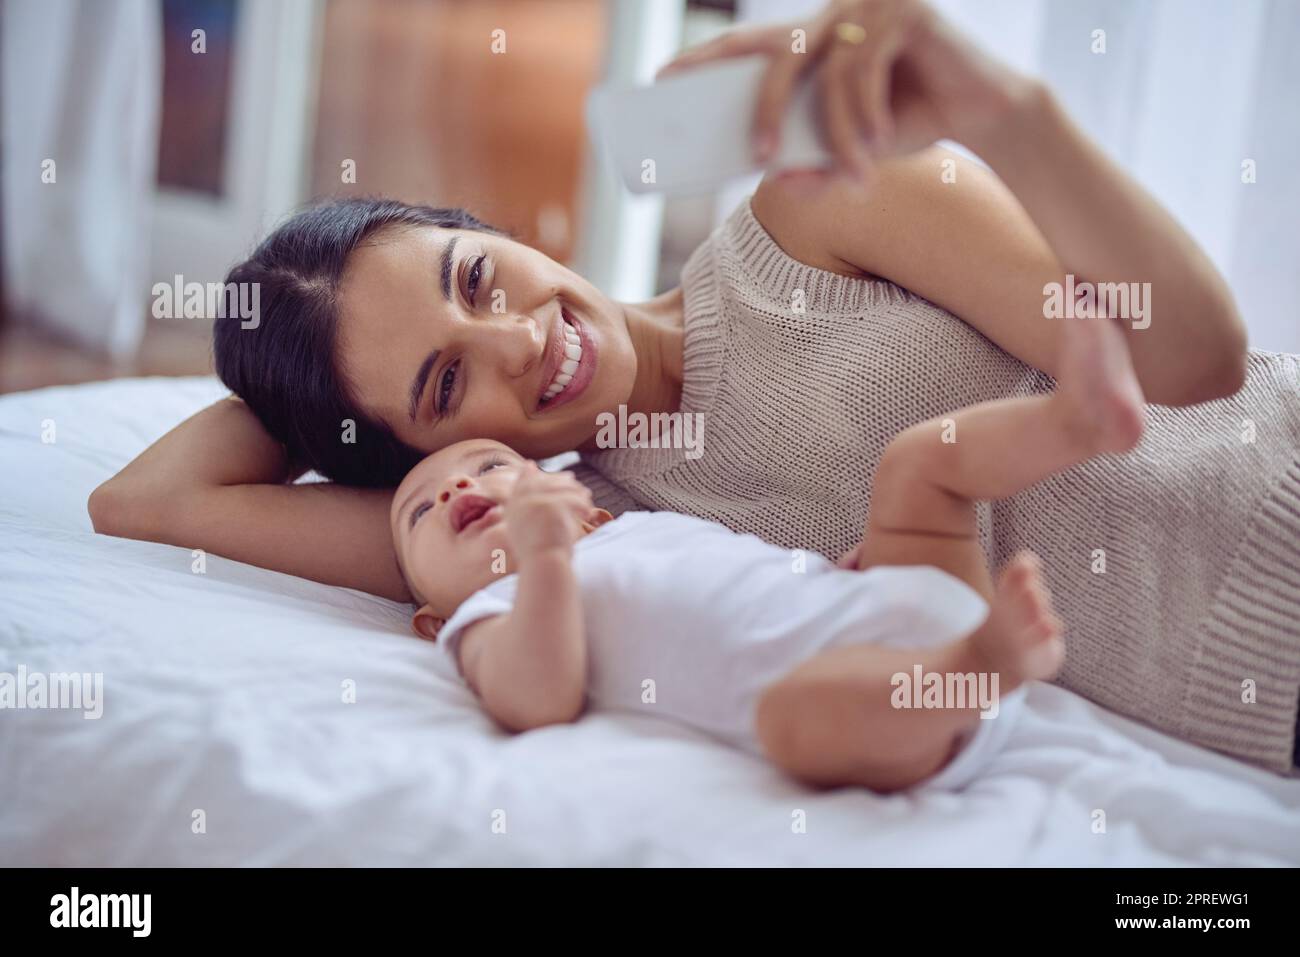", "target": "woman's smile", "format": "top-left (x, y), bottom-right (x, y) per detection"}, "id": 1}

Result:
top-left (537, 305), bottom-right (597, 413)
top-left (328, 220), bottom-right (646, 460)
